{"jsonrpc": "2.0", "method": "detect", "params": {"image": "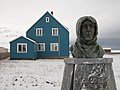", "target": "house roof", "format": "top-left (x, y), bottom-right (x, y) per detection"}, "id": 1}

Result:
top-left (47, 11), bottom-right (69, 32)
top-left (10, 36), bottom-right (37, 44)
top-left (25, 36), bottom-right (37, 44)
top-left (26, 11), bottom-right (69, 33)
